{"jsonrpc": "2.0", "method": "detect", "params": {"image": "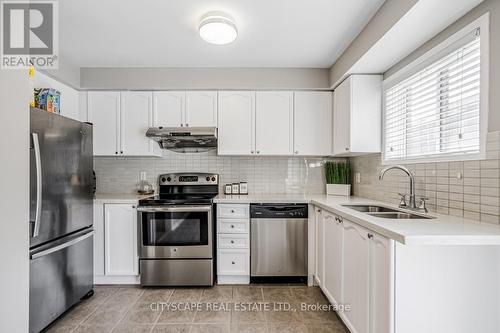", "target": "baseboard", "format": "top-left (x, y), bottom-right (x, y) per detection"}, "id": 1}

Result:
top-left (217, 275), bottom-right (250, 285)
top-left (94, 275), bottom-right (140, 285)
